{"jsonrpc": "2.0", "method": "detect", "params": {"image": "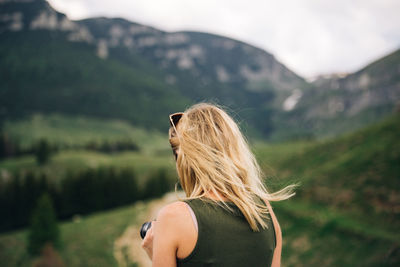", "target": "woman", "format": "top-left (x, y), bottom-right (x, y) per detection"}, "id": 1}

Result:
top-left (142, 103), bottom-right (295, 267)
